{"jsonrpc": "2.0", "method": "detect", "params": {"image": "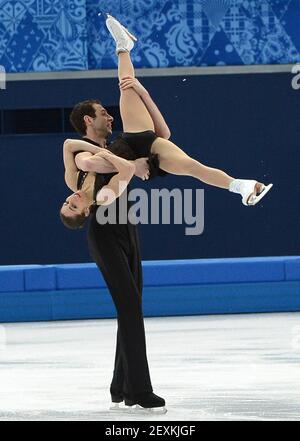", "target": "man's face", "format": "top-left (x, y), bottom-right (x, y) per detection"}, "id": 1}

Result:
top-left (89, 104), bottom-right (114, 136)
